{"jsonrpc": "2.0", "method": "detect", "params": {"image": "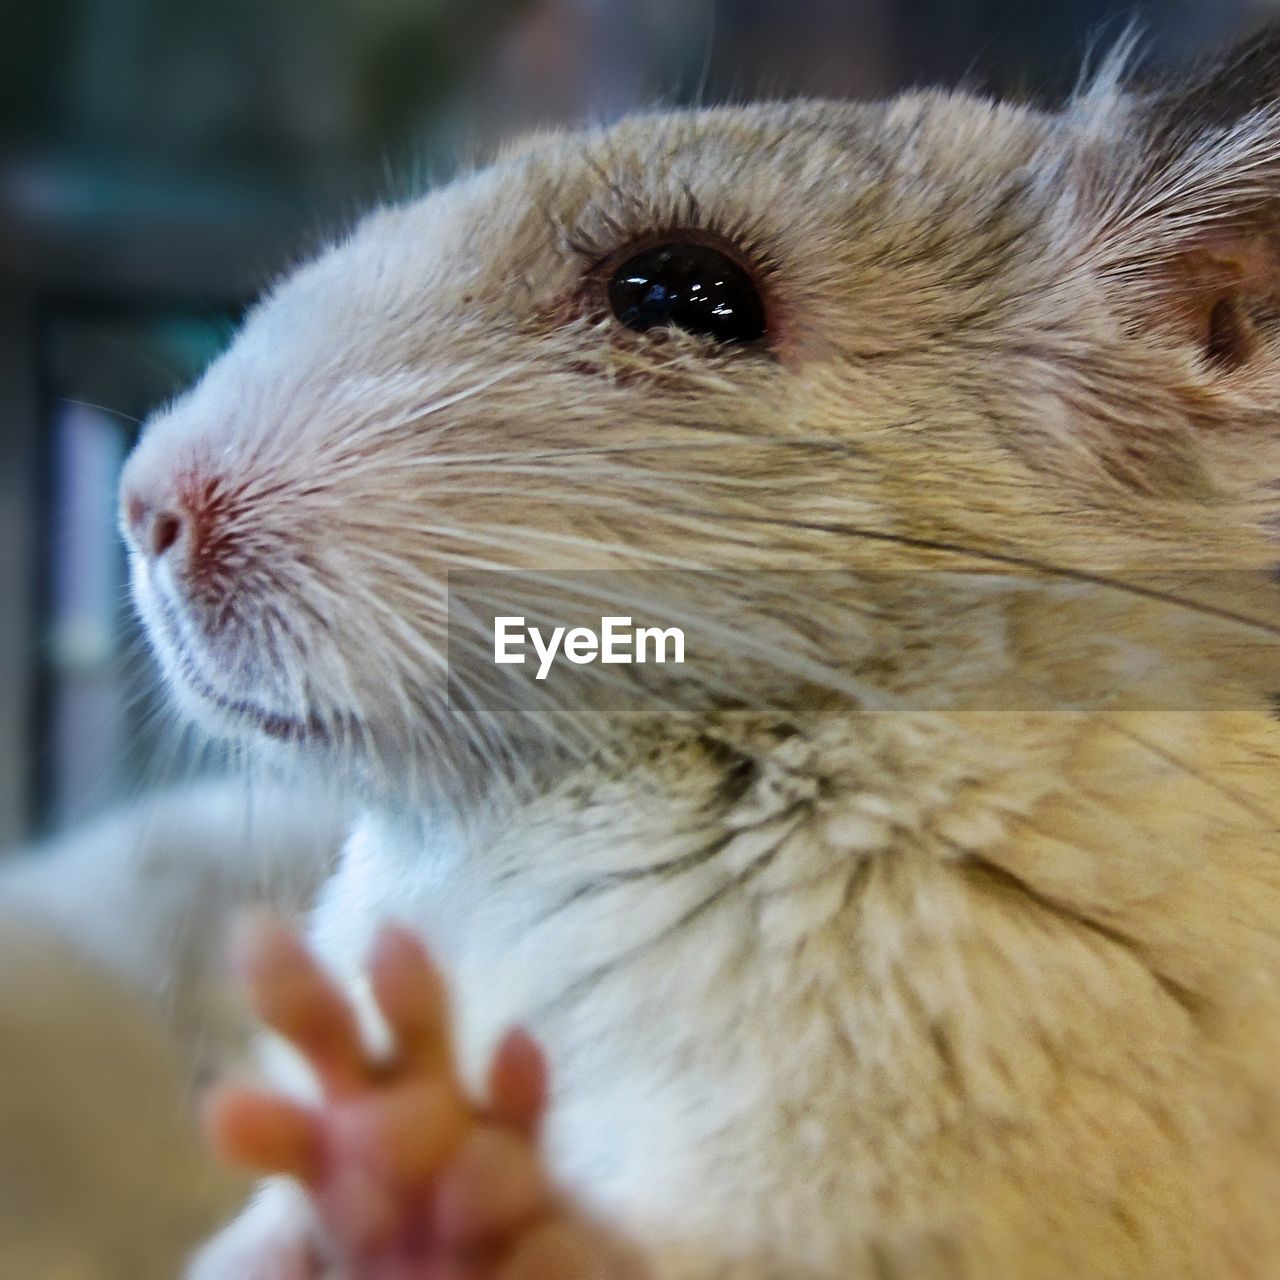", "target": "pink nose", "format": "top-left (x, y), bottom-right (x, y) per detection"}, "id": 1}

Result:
top-left (125, 495), bottom-right (189, 562)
